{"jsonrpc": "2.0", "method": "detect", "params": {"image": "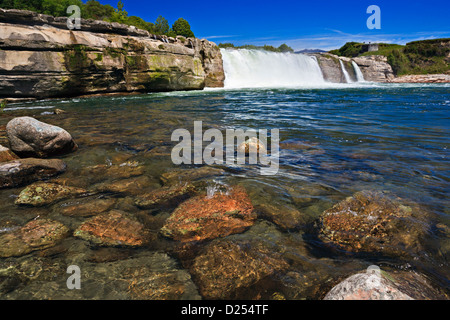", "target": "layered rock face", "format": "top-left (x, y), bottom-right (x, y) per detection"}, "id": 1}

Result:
top-left (314, 53), bottom-right (394, 83)
top-left (0, 9), bottom-right (224, 99)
